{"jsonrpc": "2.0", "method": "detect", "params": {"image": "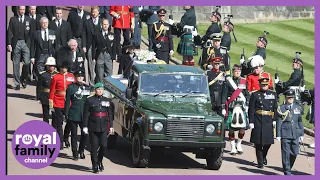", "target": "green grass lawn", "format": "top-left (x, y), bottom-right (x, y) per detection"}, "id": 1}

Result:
top-left (141, 19), bottom-right (315, 129)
